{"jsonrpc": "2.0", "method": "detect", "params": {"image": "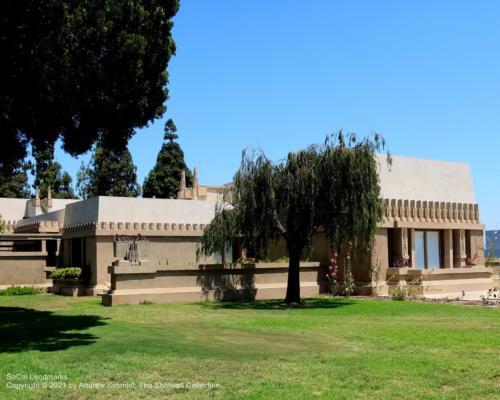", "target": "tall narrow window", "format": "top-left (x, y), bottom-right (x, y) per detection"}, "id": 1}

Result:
top-left (426, 231), bottom-right (440, 268)
top-left (414, 230), bottom-right (442, 269)
top-left (415, 231), bottom-right (425, 269)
